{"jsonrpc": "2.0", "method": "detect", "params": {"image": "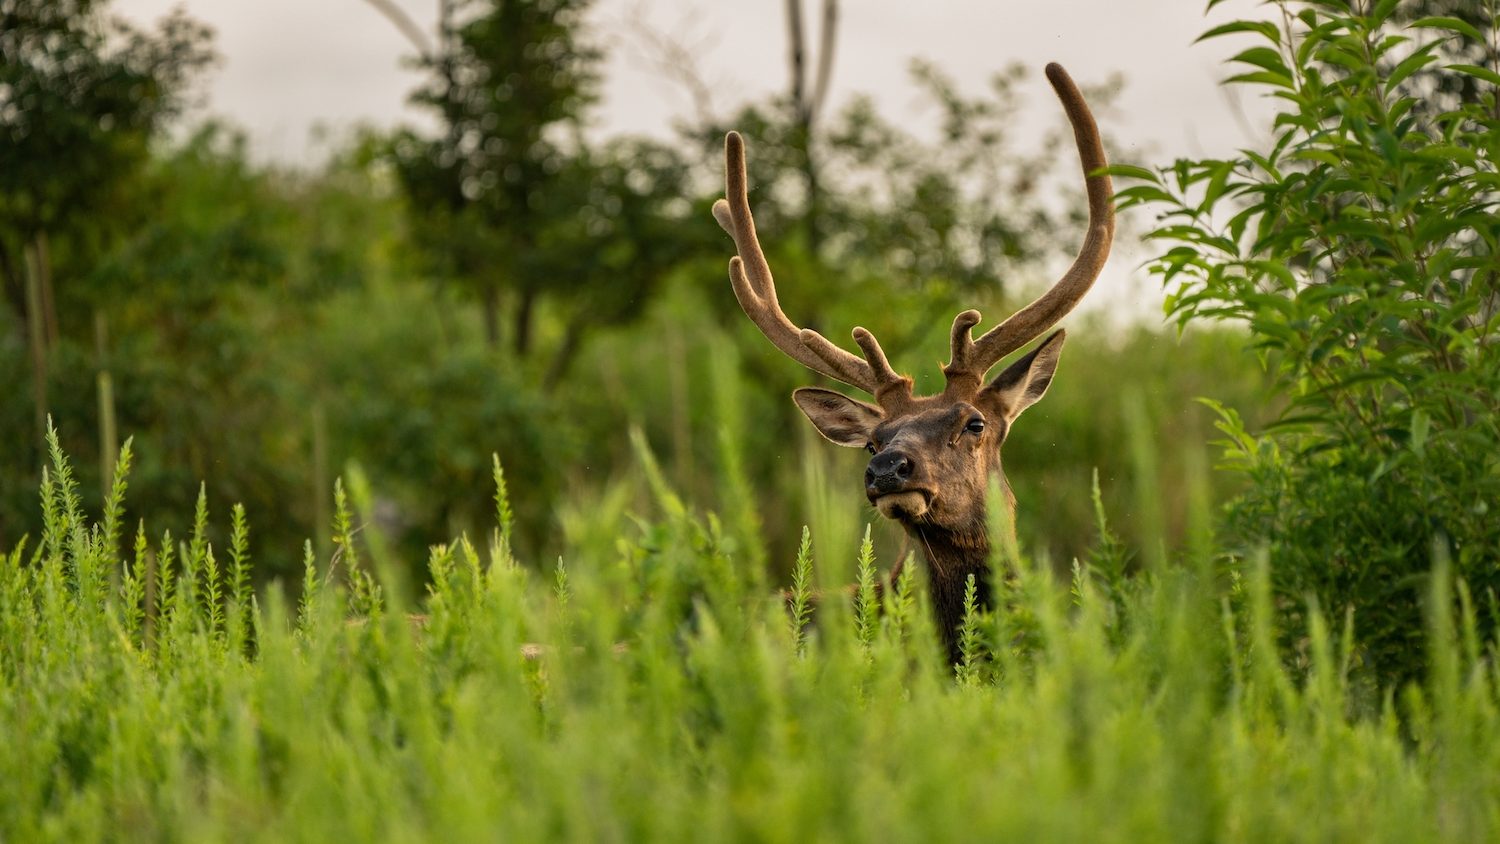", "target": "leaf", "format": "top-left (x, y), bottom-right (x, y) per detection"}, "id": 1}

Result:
top-left (1409, 16), bottom-right (1485, 42)
top-left (1226, 71), bottom-right (1296, 90)
top-left (1369, 456), bottom-right (1399, 484)
top-left (1115, 185), bottom-right (1178, 206)
top-left (1321, 42), bottom-right (1370, 73)
top-left (1104, 164), bottom-right (1159, 182)
top-left (1249, 260), bottom-right (1300, 291)
top-left (1375, 34), bottom-right (1411, 61)
top-left (1230, 46), bottom-right (1292, 76)
top-left (1291, 149), bottom-right (1342, 167)
top-left (1384, 46), bottom-right (1438, 94)
top-left (1414, 144), bottom-right (1477, 167)
top-left (1409, 409), bottom-right (1430, 458)
top-left (1196, 20), bottom-right (1281, 45)
top-left (1448, 64), bottom-right (1500, 89)
top-left (1243, 149), bottom-right (1282, 179)
top-left (1370, 0), bottom-right (1401, 26)
top-left (1195, 162), bottom-right (1233, 212)
top-left (1296, 20), bottom-right (1345, 68)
